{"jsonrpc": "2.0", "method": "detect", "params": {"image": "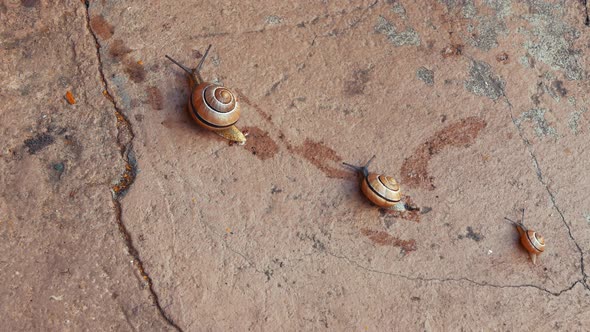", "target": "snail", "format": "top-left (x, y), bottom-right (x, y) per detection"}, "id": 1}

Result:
top-left (505, 209), bottom-right (545, 265)
top-left (165, 45), bottom-right (247, 144)
top-left (343, 156), bottom-right (402, 208)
